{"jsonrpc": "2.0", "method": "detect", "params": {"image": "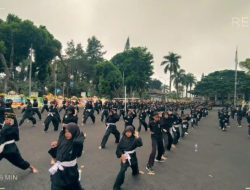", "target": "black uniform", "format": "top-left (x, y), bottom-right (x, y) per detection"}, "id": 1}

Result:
top-left (138, 110), bottom-right (148, 132)
top-left (100, 111), bottom-right (120, 148)
top-left (83, 101), bottom-right (95, 124)
top-left (19, 102), bottom-right (36, 127)
top-left (49, 123), bottom-right (84, 190)
top-left (41, 98), bottom-right (49, 113)
top-left (147, 119), bottom-right (164, 168)
top-left (0, 114), bottom-right (31, 171)
top-left (33, 99), bottom-right (41, 120)
top-left (44, 104), bottom-right (61, 132)
top-left (113, 127), bottom-right (143, 190)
